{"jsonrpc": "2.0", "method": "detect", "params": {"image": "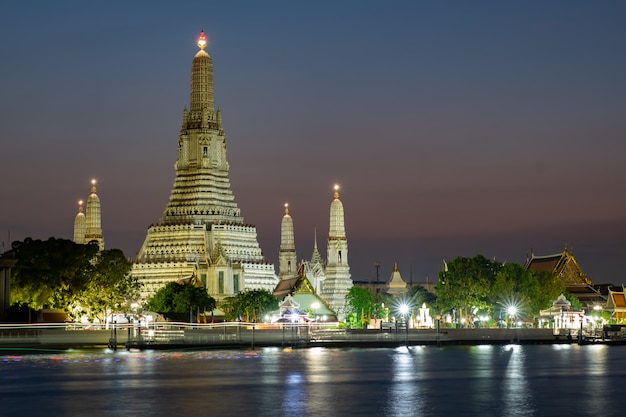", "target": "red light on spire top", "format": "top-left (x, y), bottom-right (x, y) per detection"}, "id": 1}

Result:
top-left (198, 31), bottom-right (207, 50)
